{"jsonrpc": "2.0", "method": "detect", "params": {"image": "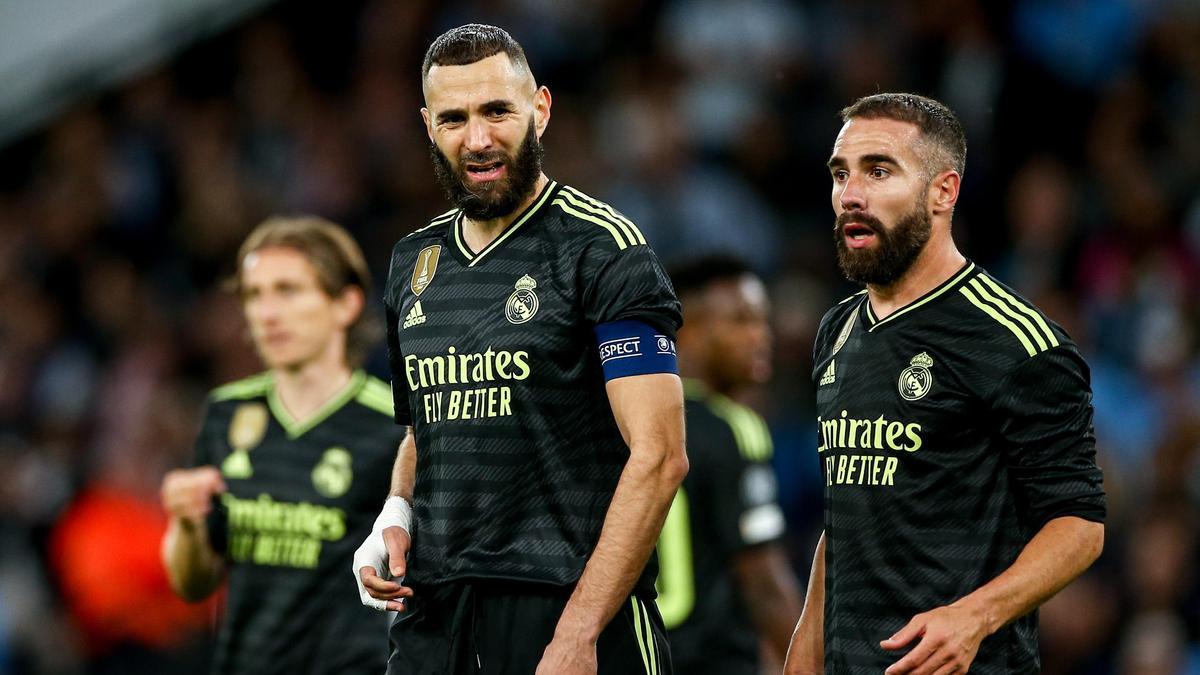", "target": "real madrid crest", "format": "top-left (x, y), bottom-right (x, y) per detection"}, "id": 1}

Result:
top-left (223, 402), bottom-right (268, 479)
top-left (312, 447), bottom-right (353, 498)
top-left (505, 275), bottom-right (540, 324)
top-left (411, 245), bottom-right (441, 296)
top-left (898, 352), bottom-right (934, 401)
